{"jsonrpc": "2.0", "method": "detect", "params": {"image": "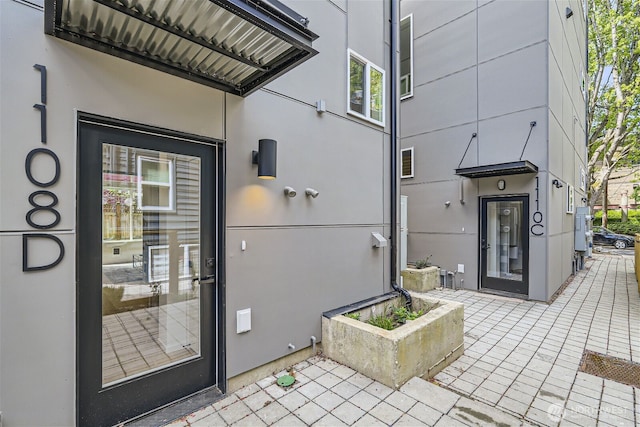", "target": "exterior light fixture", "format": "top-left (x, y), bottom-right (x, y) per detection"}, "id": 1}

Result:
top-left (552, 179), bottom-right (564, 189)
top-left (305, 188), bottom-right (319, 198)
top-left (566, 7), bottom-right (574, 18)
top-left (252, 139), bottom-right (277, 180)
top-left (497, 179), bottom-right (506, 191)
top-left (284, 186), bottom-right (297, 197)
